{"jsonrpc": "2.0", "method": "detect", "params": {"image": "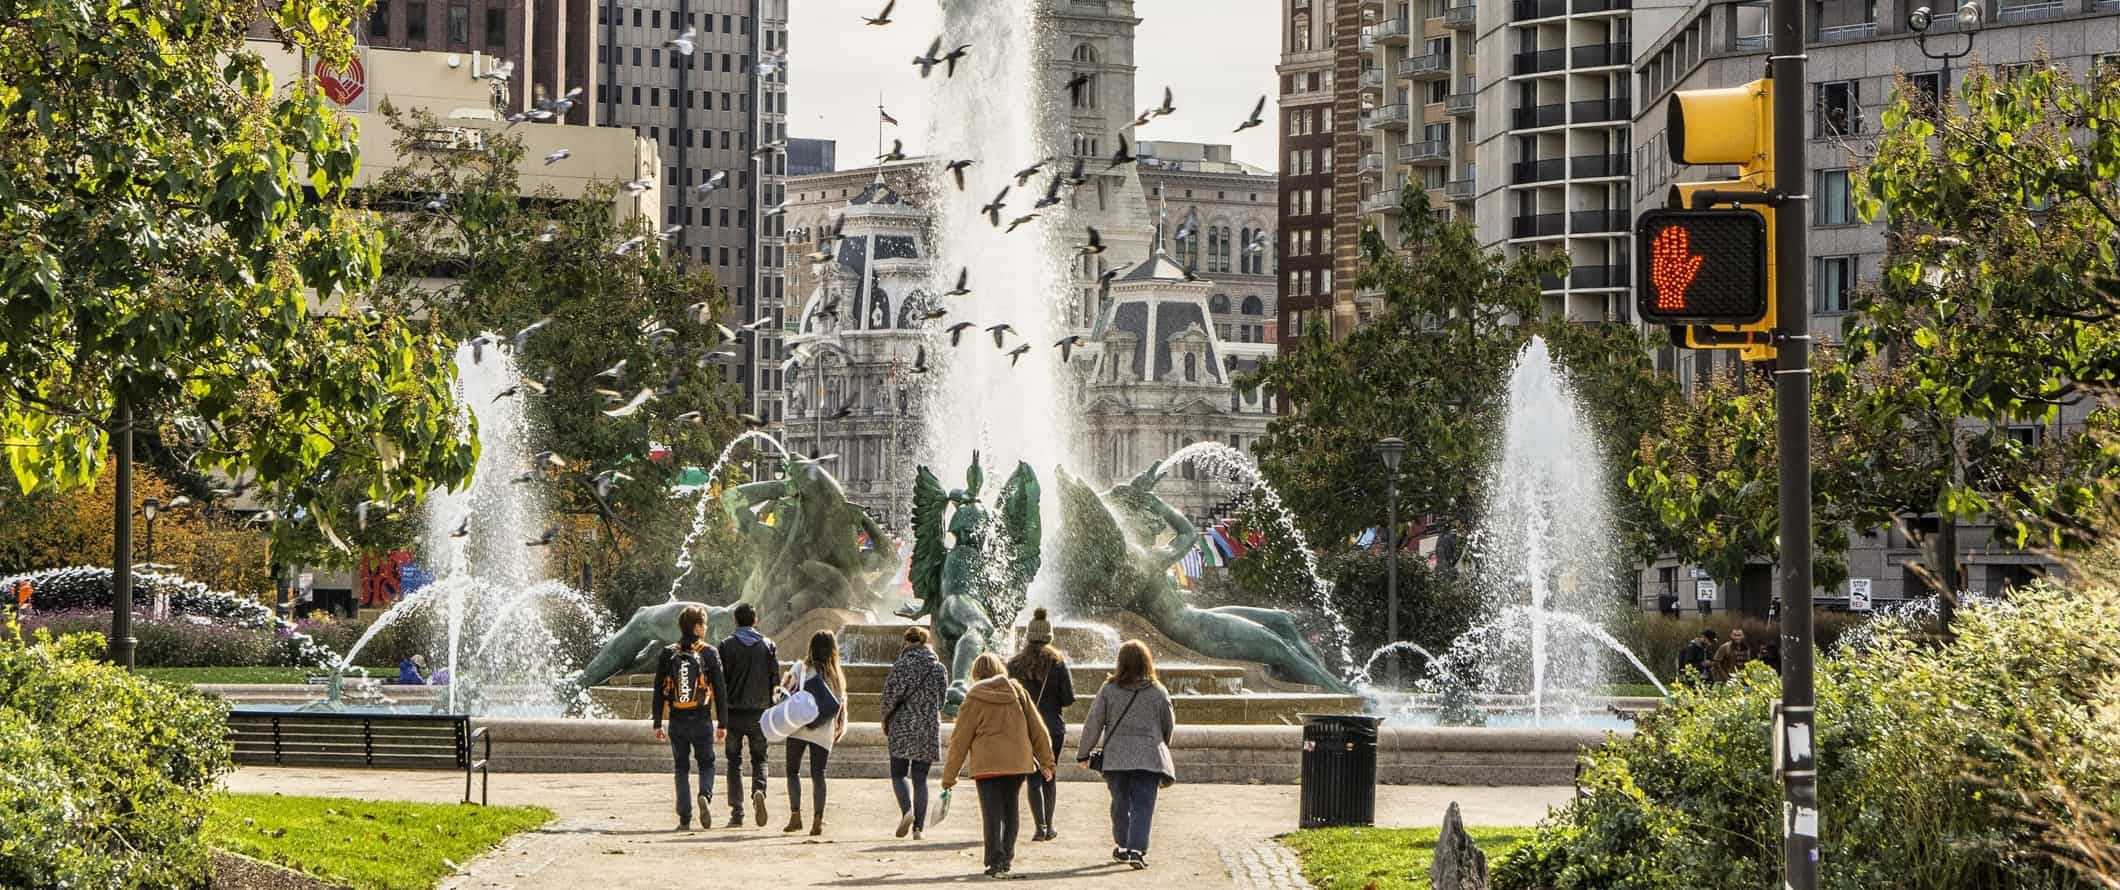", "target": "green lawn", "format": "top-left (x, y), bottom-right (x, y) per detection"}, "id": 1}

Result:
top-left (1283, 826), bottom-right (1532, 890)
top-left (206, 793), bottom-right (551, 890)
top-left (1601, 683), bottom-right (1669, 698)
top-left (142, 666), bottom-right (397, 685)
